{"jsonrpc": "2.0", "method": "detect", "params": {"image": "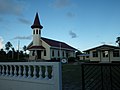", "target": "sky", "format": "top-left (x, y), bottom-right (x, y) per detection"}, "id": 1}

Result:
top-left (0, 0), bottom-right (120, 52)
